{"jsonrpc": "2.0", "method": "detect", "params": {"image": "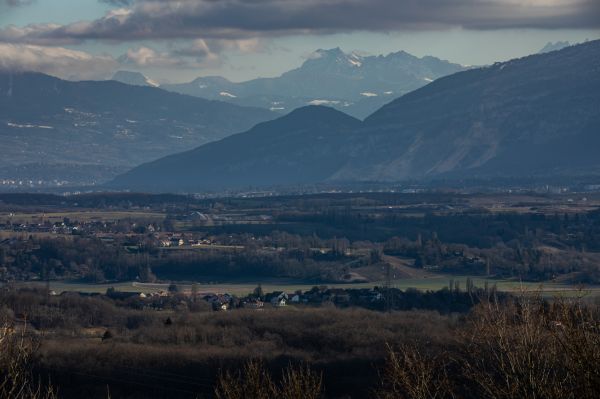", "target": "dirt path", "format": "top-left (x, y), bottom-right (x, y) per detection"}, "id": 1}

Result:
top-left (381, 255), bottom-right (440, 279)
